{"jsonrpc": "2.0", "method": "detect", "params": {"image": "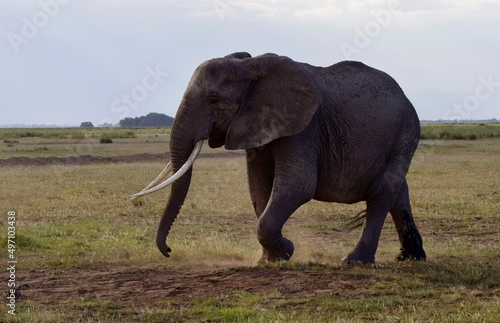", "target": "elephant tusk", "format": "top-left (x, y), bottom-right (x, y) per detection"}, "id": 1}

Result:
top-left (129, 140), bottom-right (204, 201)
top-left (139, 162), bottom-right (173, 193)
